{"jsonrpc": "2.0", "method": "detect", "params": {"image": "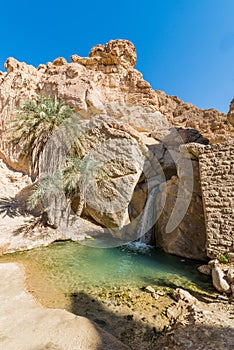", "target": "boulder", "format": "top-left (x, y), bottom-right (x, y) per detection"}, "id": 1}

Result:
top-left (53, 57), bottom-right (67, 66)
top-left (198, 265), bottom-right (211, 276)
top-left (73, 116), bottom-right (146, 229)
top-left (155, 150), bottom-right (207, 260)
top-left (37, 115), bottom-right (147, 231)
top-left (145, 285), bottom-right (156, 294)
top-left (89, 39), bottom-right (137, 68)
top-left (227, 252), bottom-right (234, 262)
top-left (209, 260), bottom-right (231, 293)
top-left (173, 288), bottom-right (197, 304)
